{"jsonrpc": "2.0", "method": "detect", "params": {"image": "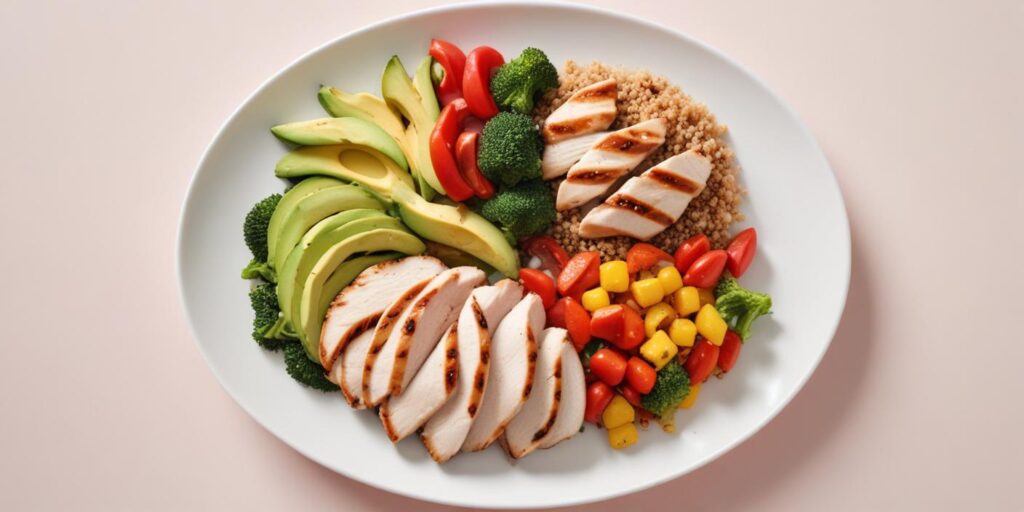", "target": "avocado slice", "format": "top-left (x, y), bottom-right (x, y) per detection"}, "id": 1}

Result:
top-left (391, 182), bottom-right (519, 278)
top-left (381, 55), bottom-right (443, 199)
top-left (412, 56), bottom-right (441, 121)
top-left (318, 86), bottom-right (406, 140)
top-left (275, 144), bottom-right (414, 198)
top-left (424, 241), bottom-right (497, 276)
top-left (296, 228), bottom-right (426, 359)
top-left (270, 117), bottom-right (408, 171)
top-left (266, 176), bottom-right (345, 272)
top-left (271, 185), bottom-right (385, 271)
